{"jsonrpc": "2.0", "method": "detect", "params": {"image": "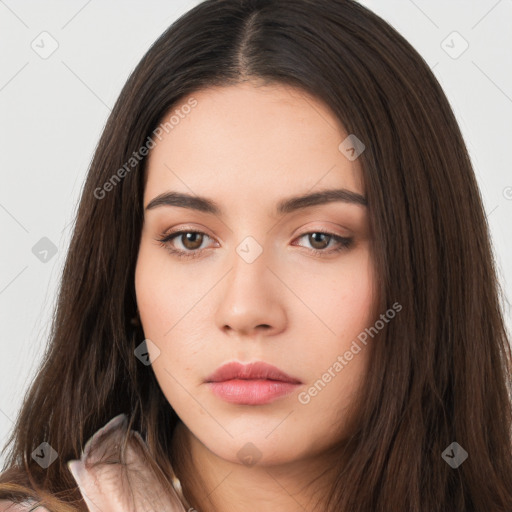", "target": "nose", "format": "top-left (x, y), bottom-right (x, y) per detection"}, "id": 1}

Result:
top-left (214, 246), bottom-right (288, 338)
